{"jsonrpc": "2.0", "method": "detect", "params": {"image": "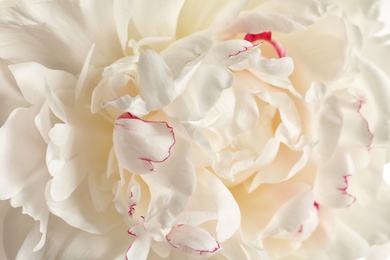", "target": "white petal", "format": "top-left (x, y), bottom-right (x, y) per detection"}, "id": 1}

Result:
top-left (326, 223), bottom-right (369, 260)
top-left (250, 142), bottom-right (311, 189)
top-left (203, 39), bottom-right (259, 66)
top-left (126, 232), bottom-right (153, 260)
top-left (132, 0), bottom-right (185, 38)
top-left (113, 0), bottom-right (134, 51)
top-left (261, 189), bottom-right (314, 237)
top-left (165, 64), bottom-right (233, 121)
top-left (199, 170), bottom-right (240, 242)
top-left (46, 178), bottom-right (123, 234)
top-left (160, 30), bottom-right (213, 79)
top-left (0, 0), bottom-right (18, 7)
top-left (224, 11), bottom-right (307, 34)
top-left (284, 16), bottom-right (350, 94)
top-left (312, 96), bottom-right (343, 162)
top-left (0, 107), bottom-right (50, 250)
top-left (0, 1), bottom-right (120, 72)
top-left (0, 59), bottom-right (27, 126)
top-left (313, 148), bottom-right (357, 208)
top-left (142, 137), bottom-right (196, 234)
top-left (138, 50), bottom-right (175, 111)
top-left (166, 225), bottom-right (220, 257)
top-left (113, 113), bottom-right (176, 174)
